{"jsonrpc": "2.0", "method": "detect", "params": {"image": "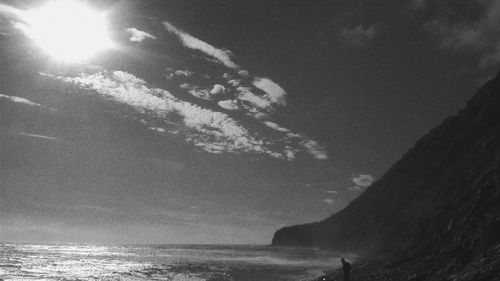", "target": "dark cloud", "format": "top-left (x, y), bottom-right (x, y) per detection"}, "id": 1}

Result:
top-left (409, 0), bottom-right (427, 12)
top-left (423, 0), bottom-right (500, 67)
top-left (341, 24), bottom-right (378, 47)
